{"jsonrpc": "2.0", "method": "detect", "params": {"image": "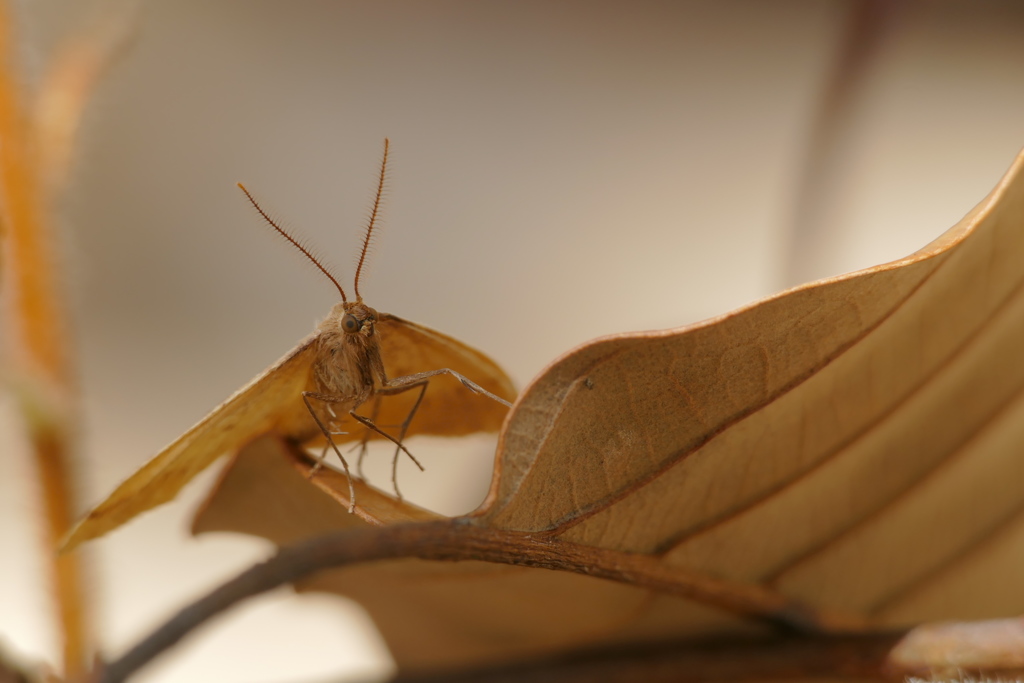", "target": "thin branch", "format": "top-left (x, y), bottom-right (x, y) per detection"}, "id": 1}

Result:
top-left (99, 520), bottom-right (861, 683)
top-left (781, 0), bottom-right (907, 287)
top-left (0, 1), bottom-right (92, 677)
